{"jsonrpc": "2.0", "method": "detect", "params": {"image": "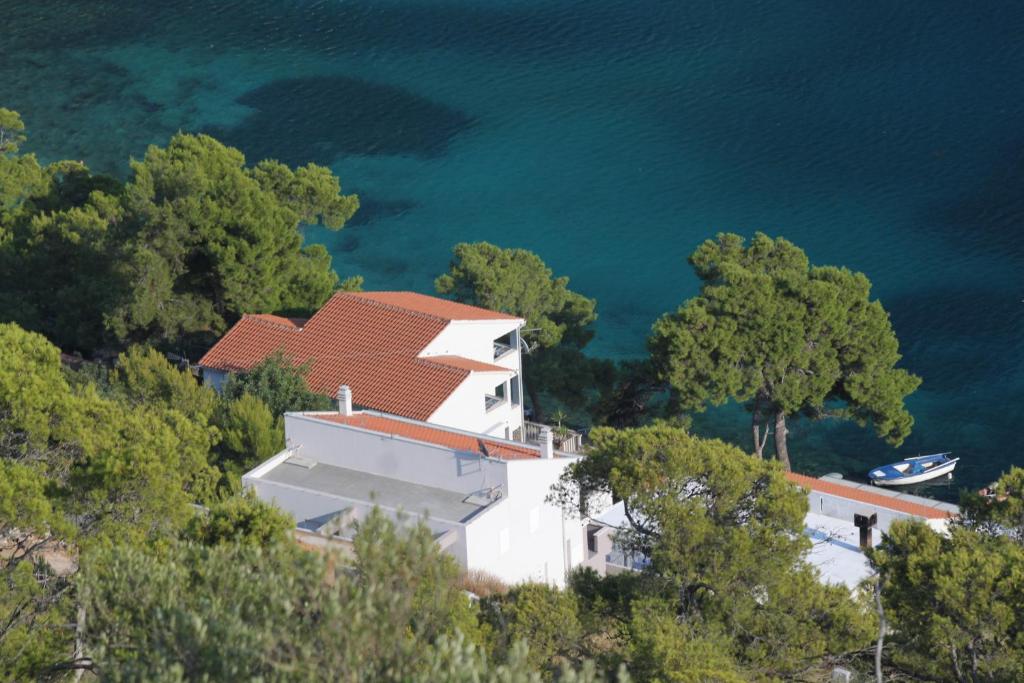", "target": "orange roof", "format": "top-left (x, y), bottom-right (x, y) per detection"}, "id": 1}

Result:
top-left (245, 314), bottom-right (307, 329)
top-left (354, 292), bottom-right (521, 321)
top-left (786, 472), bottom-right (953, 520)
top-left (315, 413), bottom-right (541, 460)
top-left (198, 292), bottom-right (519, 421)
